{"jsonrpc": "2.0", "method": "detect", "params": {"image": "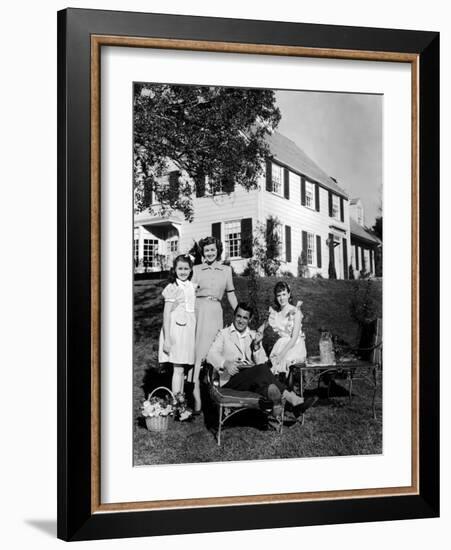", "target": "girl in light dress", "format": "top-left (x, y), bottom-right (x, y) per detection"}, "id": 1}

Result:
top-left (158, 254), bottom-right (197, 395)
top-left (259, 281), bottom-right (307, 377)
